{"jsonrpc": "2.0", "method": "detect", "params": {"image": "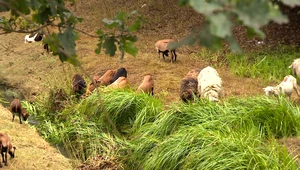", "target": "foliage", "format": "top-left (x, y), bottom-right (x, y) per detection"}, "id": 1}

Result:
top-left (0, 0), bottom-right (143, 66)
top-left (170, 0), bottom-right (300, 53)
